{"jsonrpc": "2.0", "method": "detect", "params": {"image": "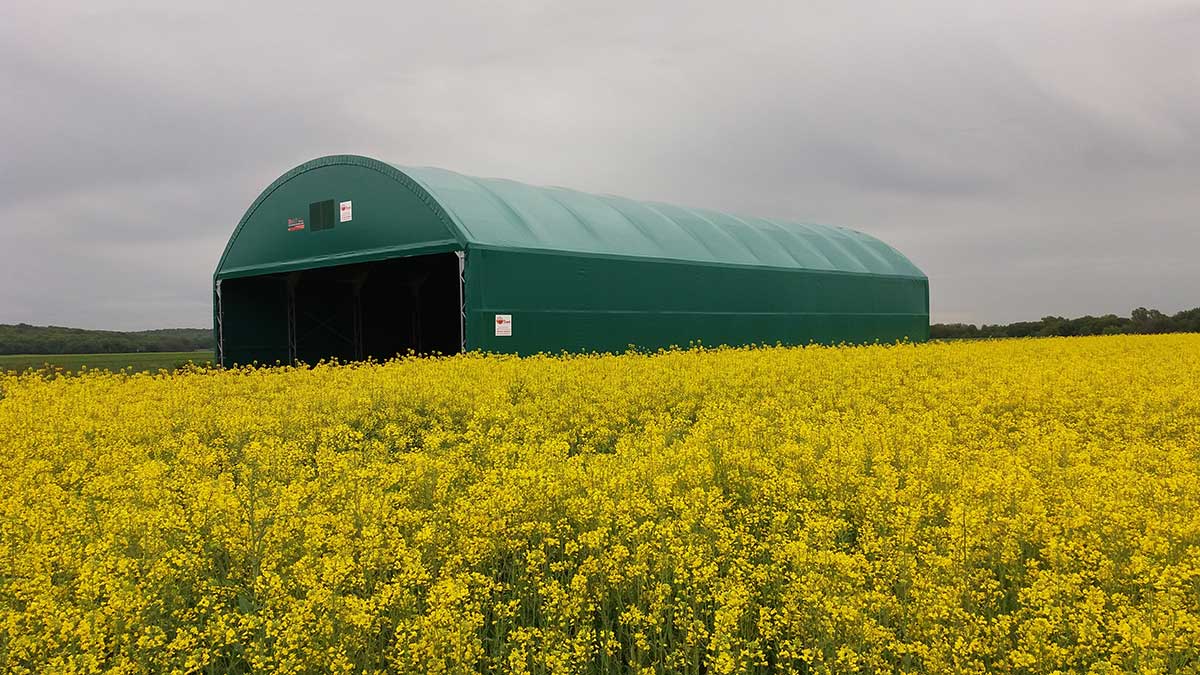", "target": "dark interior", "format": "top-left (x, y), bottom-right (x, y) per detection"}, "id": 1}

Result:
top-left (218, 253), bottom-right (461, 365)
